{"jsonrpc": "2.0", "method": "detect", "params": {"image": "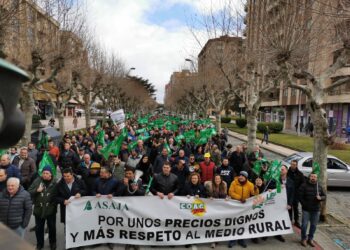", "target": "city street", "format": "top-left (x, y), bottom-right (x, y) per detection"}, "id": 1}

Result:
top-left (22, 135), bottom-right (350, 250)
